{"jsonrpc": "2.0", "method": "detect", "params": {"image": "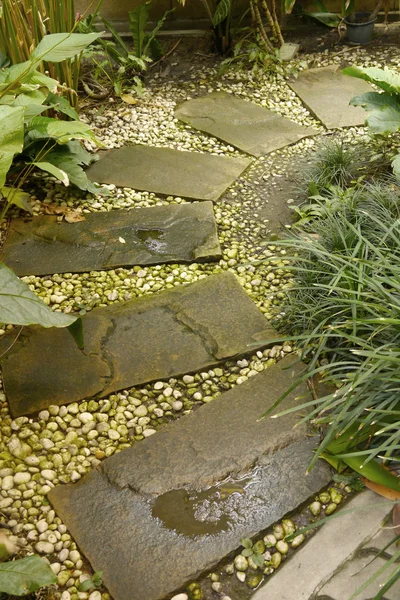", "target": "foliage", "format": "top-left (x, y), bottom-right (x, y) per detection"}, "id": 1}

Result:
top-left (0, 555), bottom-right (56, 596)
top-left (344, 66), bottom-right (400, 179)
top-left (219, 28), bottom-right (282, 76)
top-left (78, 571), bottom-right (103, 592)
top-left (240, 538), bottom-right (265, 567)
top-left (0, 32), bottom-right (107, 223)
top-left (302, 0), bottom-right (354, 28)
top-left (80, 1), bottom-right (172, 96)
top-left (263, 182), bottom-right (400, 489)
top-left (0, 0), bottom-right (98, 109)
top-left (249, 0), bottom-right (284, 52)
top-left (178, 0), bottom-right (236, 54)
